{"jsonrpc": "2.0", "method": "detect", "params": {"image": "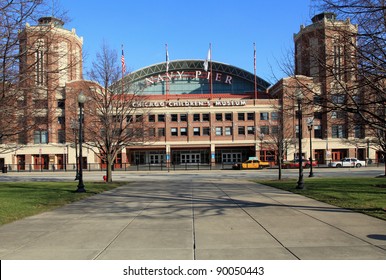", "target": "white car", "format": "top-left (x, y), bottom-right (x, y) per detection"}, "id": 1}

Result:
top-left (328, 158), bottom-right (366, 168)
